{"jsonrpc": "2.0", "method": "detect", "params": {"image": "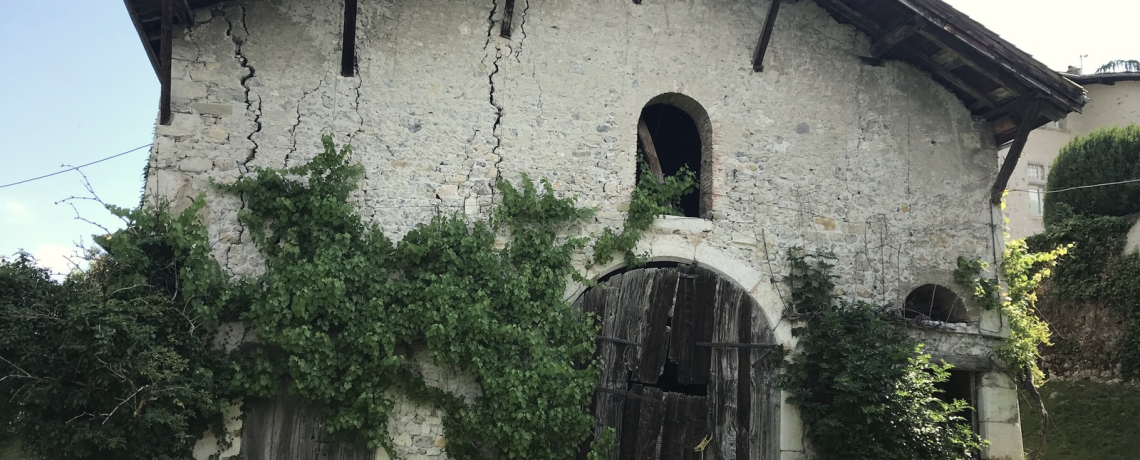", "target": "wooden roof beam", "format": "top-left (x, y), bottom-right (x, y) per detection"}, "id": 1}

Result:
top-left (896, 44), bottom-right (996, 108)
top-left (159, 0), bottom-right (173, 125)
top-left (124, 0), bottom-right (161, 79)
top-left (868, 16), bottom-right (925, 59)
top-left (977, 91), bottom-right (1039, 122)
top-left (991, 98), bottom-right (1042, 204)
top-left (916, 29), bottom-right (1027, 95)
top-left (814, 0), bottom-right (884, 35)
top-left (751, 0), bottom-right (783, 72)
